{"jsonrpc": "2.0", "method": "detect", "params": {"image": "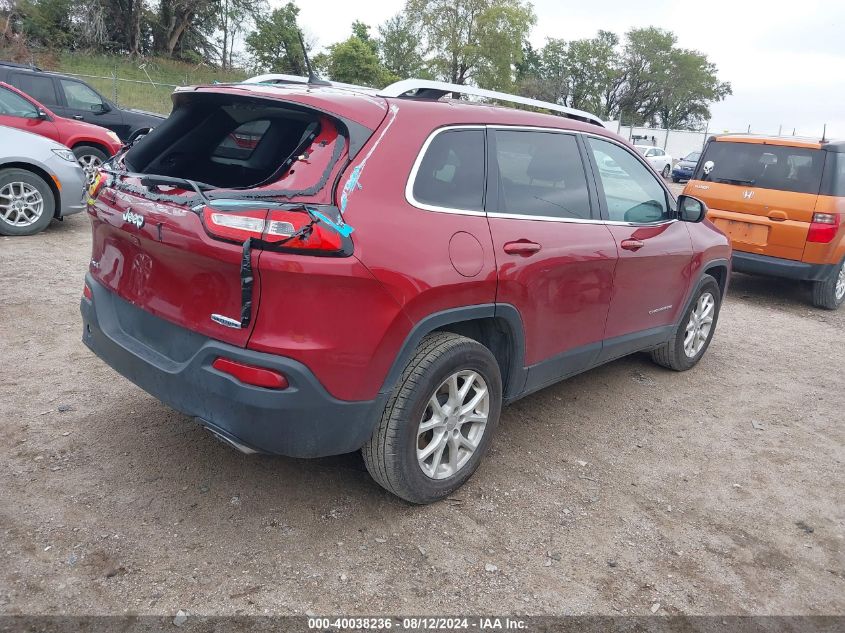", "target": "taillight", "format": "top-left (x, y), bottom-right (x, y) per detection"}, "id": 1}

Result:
top-left (807, 212), bottom-right (840, 243)
top-left (203, 209), bottom-right (267, 242)
top-left (212, 357), bottom-right (288, 389)
top-left (201, 207), bottom-right (343, 252)
top-left (82, 283), bottom-right (93, 301)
